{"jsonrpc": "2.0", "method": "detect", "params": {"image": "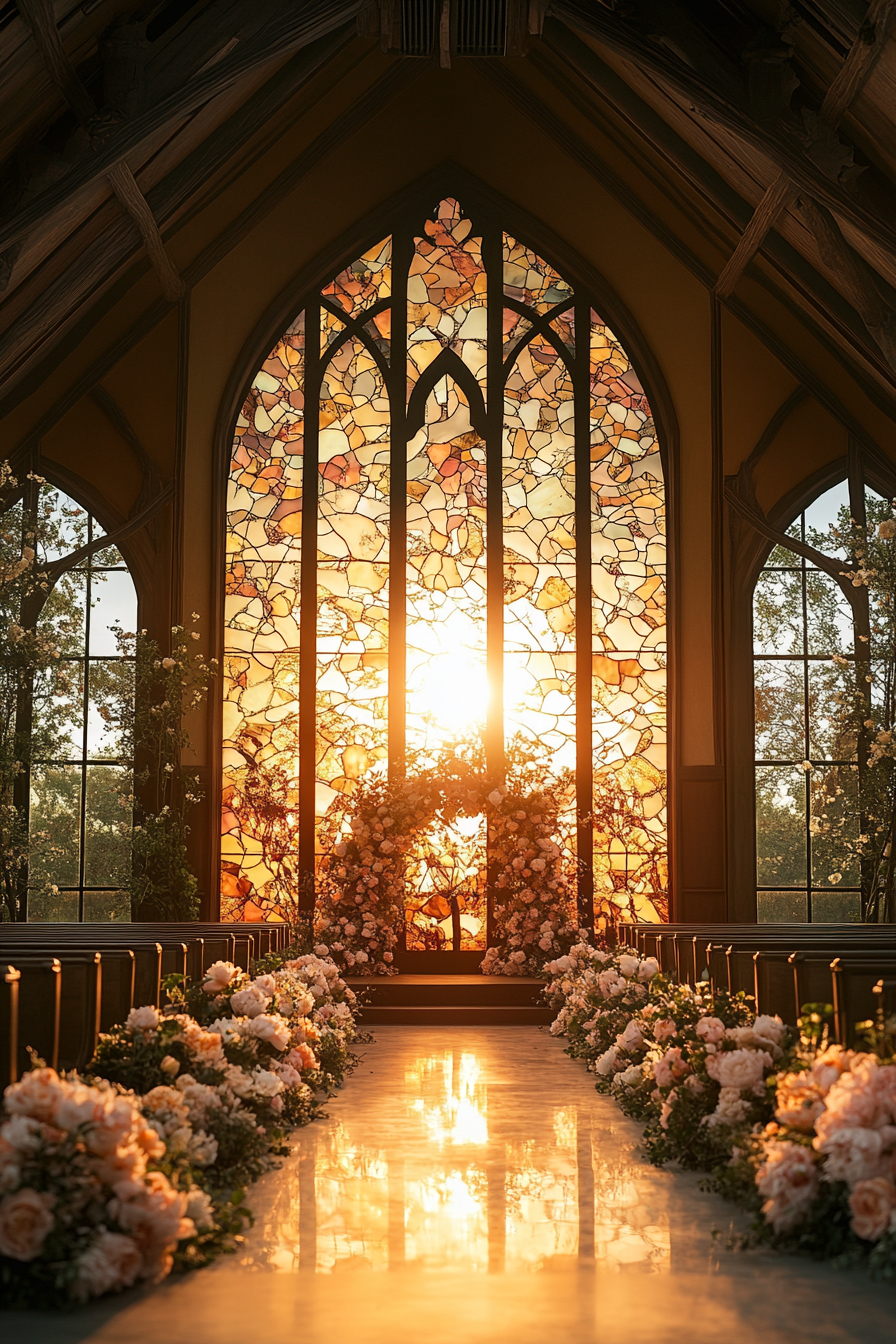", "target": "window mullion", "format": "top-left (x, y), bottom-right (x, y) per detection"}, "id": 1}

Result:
top-left (389, 236), bottom-right (409, 777)
top-left (575, 297), bottom-right (594, 935)
top-left (298, 300), bottom-right (321, 898)
top-left (485, 224), bottom-right (504, 778)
